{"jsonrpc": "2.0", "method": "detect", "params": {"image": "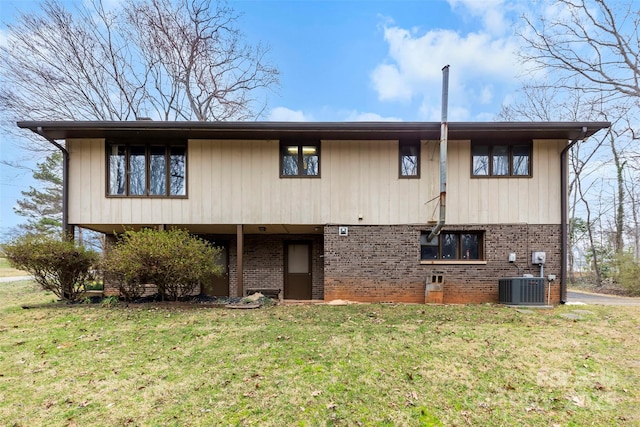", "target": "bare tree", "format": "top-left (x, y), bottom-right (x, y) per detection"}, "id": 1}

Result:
top-left (520, 0), bottom-right (640, 104)
top-left (626, 165), bottom-right (640, 261)
top-left (1, 1), bottom-right (142, 122)
top-left (609, 128), bottom-right (626, 253)
top-left (0, 0), bottom-right (279, 125)
top-left (126, 0), bottom-right (278, 121)
top-left (498, 84), bottom-right (610, 282)
top-left (504, 0), bottom-right (640, 289)
top-left (577, 164), bottom-right (604, 284)
top-left (0, 0), bottom-right (278, 237)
